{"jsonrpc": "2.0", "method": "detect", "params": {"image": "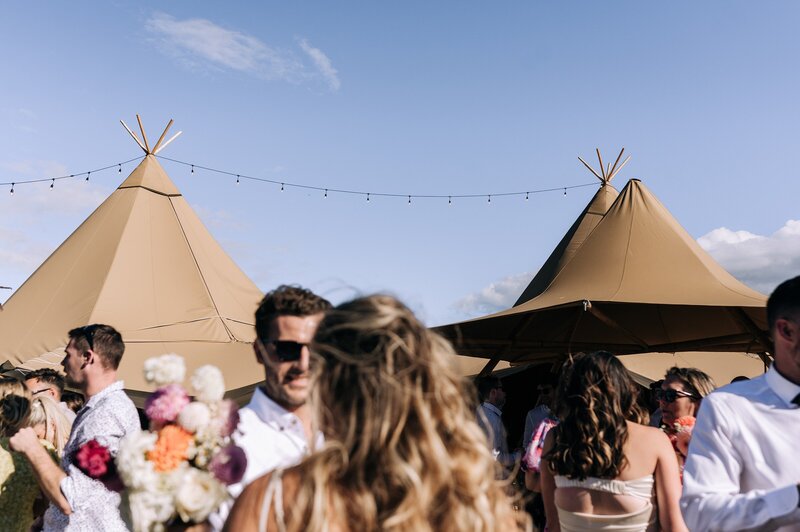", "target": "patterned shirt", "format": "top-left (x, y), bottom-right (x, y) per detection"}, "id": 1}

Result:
top-left (44, 381), bottom-right (139, 532)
